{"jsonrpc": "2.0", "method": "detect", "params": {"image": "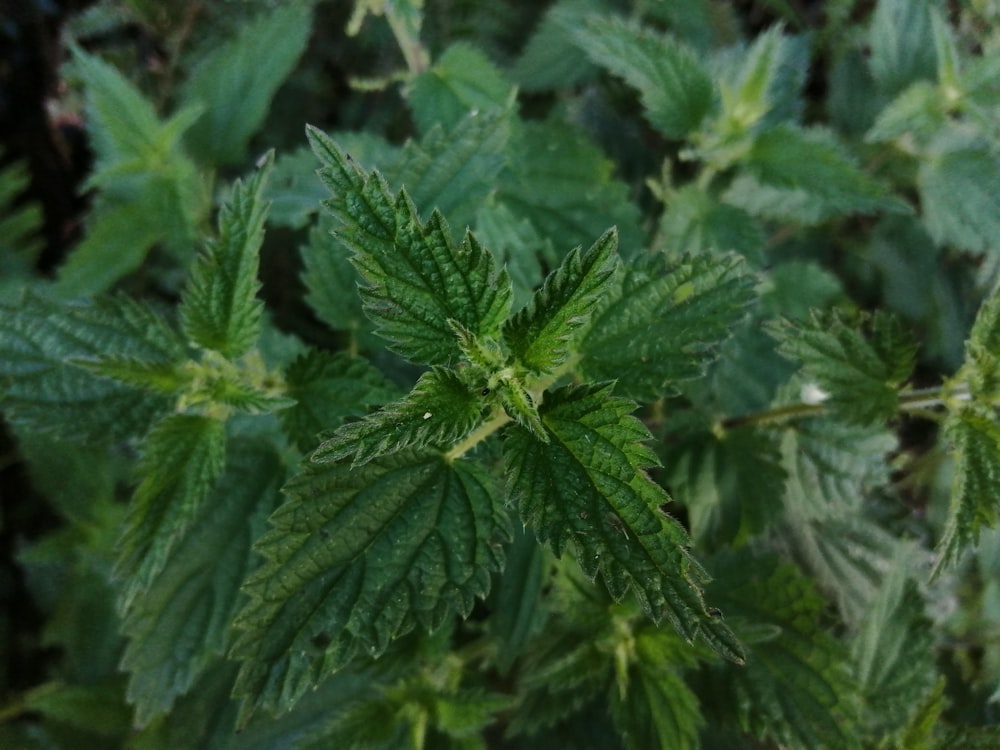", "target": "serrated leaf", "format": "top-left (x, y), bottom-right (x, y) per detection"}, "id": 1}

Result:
top-left (300, 214), bottom-right (370, 340)
top-left (230, 451), bottom-right (508, 723)
top-left (504, 383), bottom-right (743, 663)
top-left (503, 228), bottom-right (620, 375)
top-left (121, 441), bottom-right (282, 726)
top-left (511, 0), bottom-right (602, 92)
top-left (279, 349), bottom-right (401, 450)
top-left (610, 652), bottom-right (703, 750)
top-left (179, 154), bottom-right (272, 358)
top-left (115, 414), bottom-right (227, 613)
top-left (701, 551), bottom-right (857, 749)
top-left (768, 309), bottom-right (917, 425)
top-left (0, 294), bottom-right (182, 442)
top-left (490, 524), bottom-right (549, 674)
top-left (498, 119), bottom-right (643, 257)
top-left (307, 125), bottom-right (512, 365)
top-left (919, 143), bottom-right (1000, 255)
top-left (473, 199), bottom-right (555, 307)
top-left (865, 81), bottom-right (948, 145)
top-left (580, 253), bottom-right (756, 401)
top-left (934, 407), bottom-right (1000, 575)
top-left (574, 15), bottom-right (715, 139)
top-left (725, 125), bottom-right (909, 223)
top-left (388, 111), bottom-right (510, 233)
top-left (311, 367), bottom-right (485, 465)
top-left (179, 5), bottom-right (312, 165)
top-left (868, 0), bottom-right (938, 96)
top-left (658, 186), bottom-right (765, 263)
top-left (407, 43), bottom-right (515, 133)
